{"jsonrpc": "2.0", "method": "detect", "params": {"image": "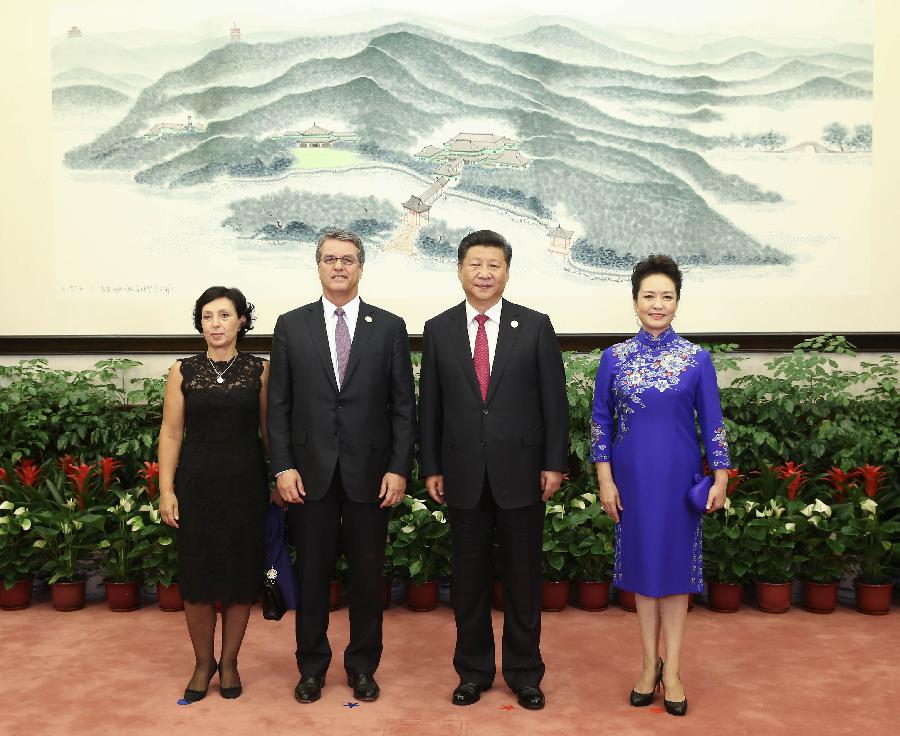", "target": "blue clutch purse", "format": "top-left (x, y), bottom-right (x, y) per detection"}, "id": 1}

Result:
top-left (688, 474), bottom-right (713, 515)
